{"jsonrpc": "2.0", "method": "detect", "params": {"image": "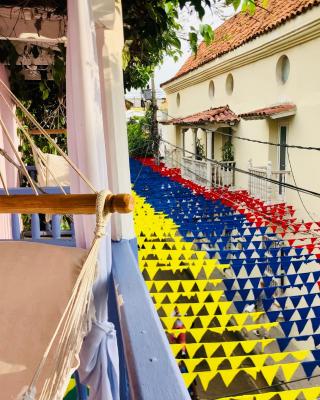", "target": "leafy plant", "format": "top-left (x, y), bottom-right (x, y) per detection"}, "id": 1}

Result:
top-left (127, 111), bottom-right (154, 158)
top-left (221, 141), bottom-right (234, 161)
top-left (195, 138), bottom-right (205, 160)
